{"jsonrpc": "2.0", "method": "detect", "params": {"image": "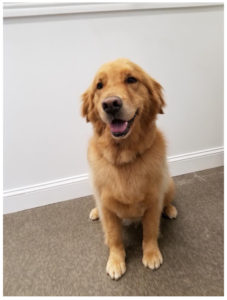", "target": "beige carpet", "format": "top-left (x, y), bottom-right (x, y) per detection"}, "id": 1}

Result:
top-left (4, 167), bottom-right (224, 296)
